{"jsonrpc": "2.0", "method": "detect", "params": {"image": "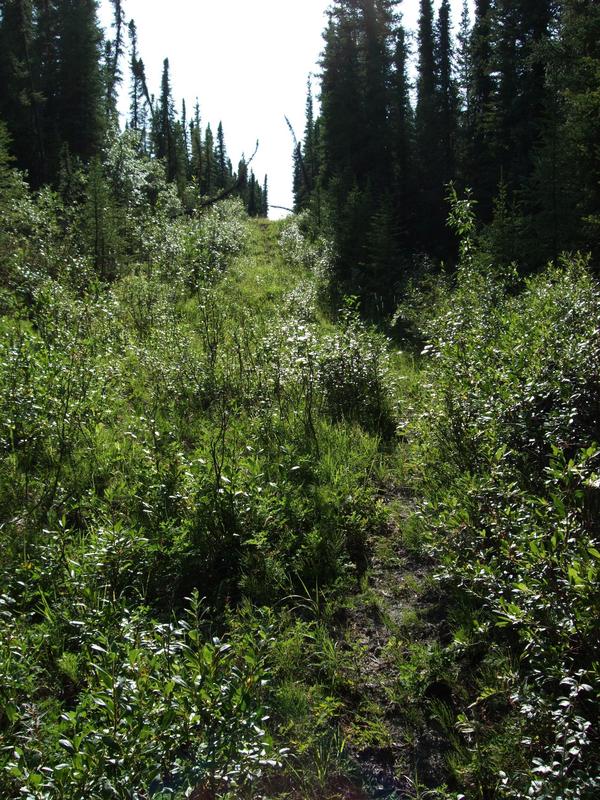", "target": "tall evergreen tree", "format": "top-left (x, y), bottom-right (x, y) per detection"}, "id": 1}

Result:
top-left (0, 0), bottom-right (105, 184)
top-left (128, 20), bottom-right (143, 133)
top-left (202, 122), bottom-right (215, 196)
top-left (530, 0), bottom-right (600, 263)
top-left (237, 155), bottom-right (248, 204)
top-left (261, 174), bottom-right (269, 217)
top-left (465, 0), bottom-right (496, 219)
top-left (247, 170), bottom-right (257, 216)
top-left (0, 0), bottom-right (46, 183)
top-left (181, 100), bottom-right (189, 164)
top-left (155, 57), bottom-right (177, 181)
top-left (415, 0), bottom-right (445, 249)
top-left (319, 1), bottom-right (389, 290)
top-left (294, 77), bottom-right (317, 212)
top-left (390, 23), bottom-right (415, 246)
top-left (54, 0), bottom-right (105, 174)
top-left (455, 0), bottom-right (472, 185)
top-left (215, 121), bottom-right (228, 190)
top-left (360, 0), bottom-right (394, 194)
top-left (436, 0), bottom-right (458, 187)
top-left (190, 100), bottom-right (203, 186)
top-left (104, 0), bottom-right (125, 119)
